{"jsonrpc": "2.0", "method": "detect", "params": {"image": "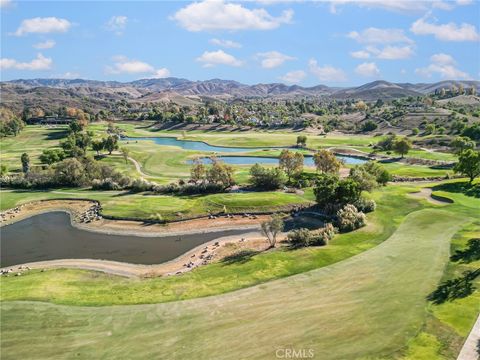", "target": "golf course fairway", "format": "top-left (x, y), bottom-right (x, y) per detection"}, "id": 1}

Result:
top-left (0, 208), bottom-right (468, 359)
